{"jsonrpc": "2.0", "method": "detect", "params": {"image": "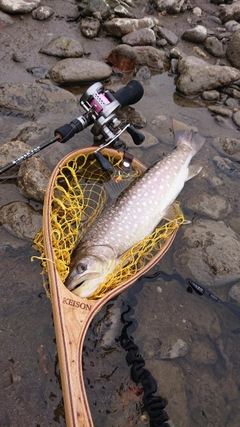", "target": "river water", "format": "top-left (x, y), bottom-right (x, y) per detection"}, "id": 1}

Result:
top-left (0, 71), bottom-right (240, 427)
